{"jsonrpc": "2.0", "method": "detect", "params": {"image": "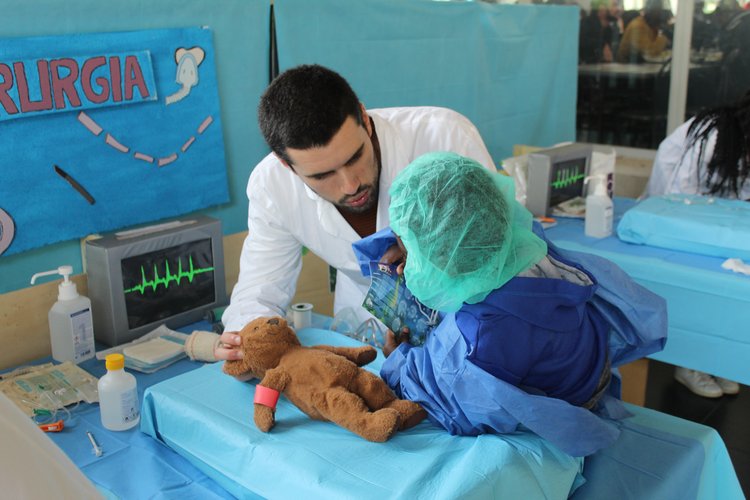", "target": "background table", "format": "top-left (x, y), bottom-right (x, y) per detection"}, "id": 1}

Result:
top-left (545, 198), bottom-right (750, 385)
